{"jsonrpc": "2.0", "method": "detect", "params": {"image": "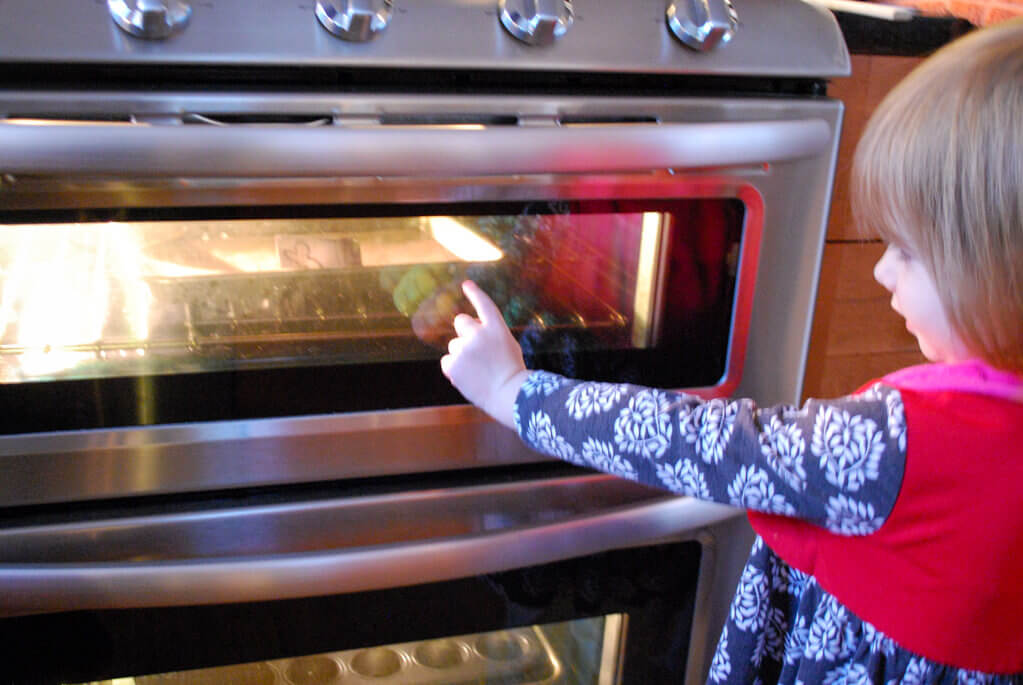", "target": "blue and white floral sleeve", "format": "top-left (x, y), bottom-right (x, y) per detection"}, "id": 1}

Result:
top-left (514, 371), bottom-right (907, 535)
